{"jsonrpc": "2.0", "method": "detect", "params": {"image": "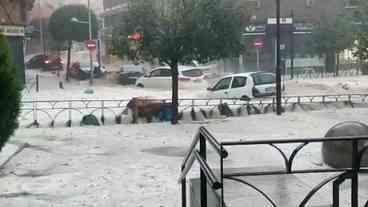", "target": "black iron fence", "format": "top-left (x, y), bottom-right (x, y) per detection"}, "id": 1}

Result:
top-left (180, 127), bottom-right (368, 207)
top-left (20, 93), bottom-right (368, 128)
top-left (286, 68), bottom-right (361, 80)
